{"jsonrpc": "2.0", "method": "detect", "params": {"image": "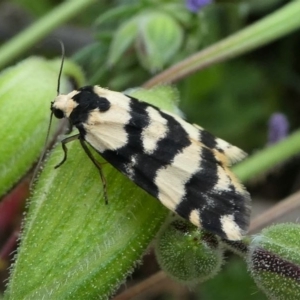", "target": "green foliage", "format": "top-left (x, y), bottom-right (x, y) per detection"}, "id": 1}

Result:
top-left (1, 0), bottom-right (300, 299)
top-left (76, 1), bottom-right (247, 89)
top-left (248, 0), bottom-right (286, 13)
top-left (180, 62), bottom-right (271, 149)
top-left (107, 17), bottom-right (139, 67)
top-left (6, 147), bottom-right (168, 299)
top-left (0, 57), bottom-right (82, 198)
top-left (136, 11), bottom-right (183, 72)
top-left (12, 0), bottom-right (56, 16)
top-left (0, 0), bottom-right (97, 70)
